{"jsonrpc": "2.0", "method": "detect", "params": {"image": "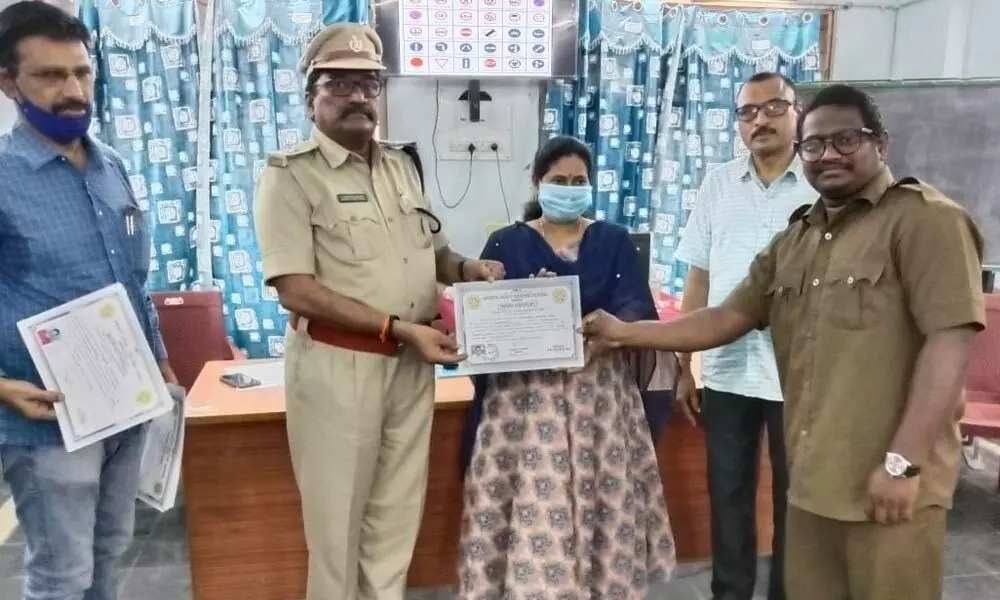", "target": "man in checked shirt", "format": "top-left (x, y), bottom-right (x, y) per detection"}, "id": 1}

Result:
top-left (0, 3), bottom-right (177, 599)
